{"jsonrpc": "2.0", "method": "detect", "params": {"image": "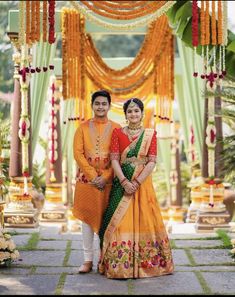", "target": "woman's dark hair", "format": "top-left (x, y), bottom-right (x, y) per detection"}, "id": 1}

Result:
top-left (91, 90), bottom-right (111, 105)
top-left (123, 98), bottom-right (144, 114)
